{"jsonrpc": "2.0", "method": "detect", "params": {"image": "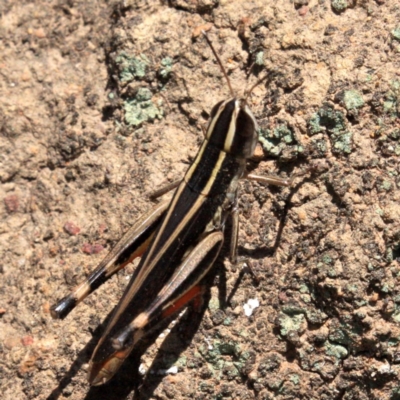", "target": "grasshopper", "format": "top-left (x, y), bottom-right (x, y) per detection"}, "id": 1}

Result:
top-left (51, 33), bottom-right (292, 386)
